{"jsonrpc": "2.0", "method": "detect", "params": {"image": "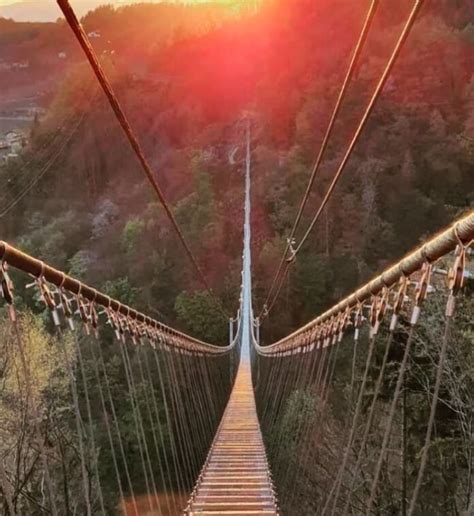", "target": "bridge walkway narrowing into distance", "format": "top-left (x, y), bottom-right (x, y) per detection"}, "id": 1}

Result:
top-left (185, 360), bottom-right (278, 515)
top-left (185, 120), bottom-right (277, 515)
